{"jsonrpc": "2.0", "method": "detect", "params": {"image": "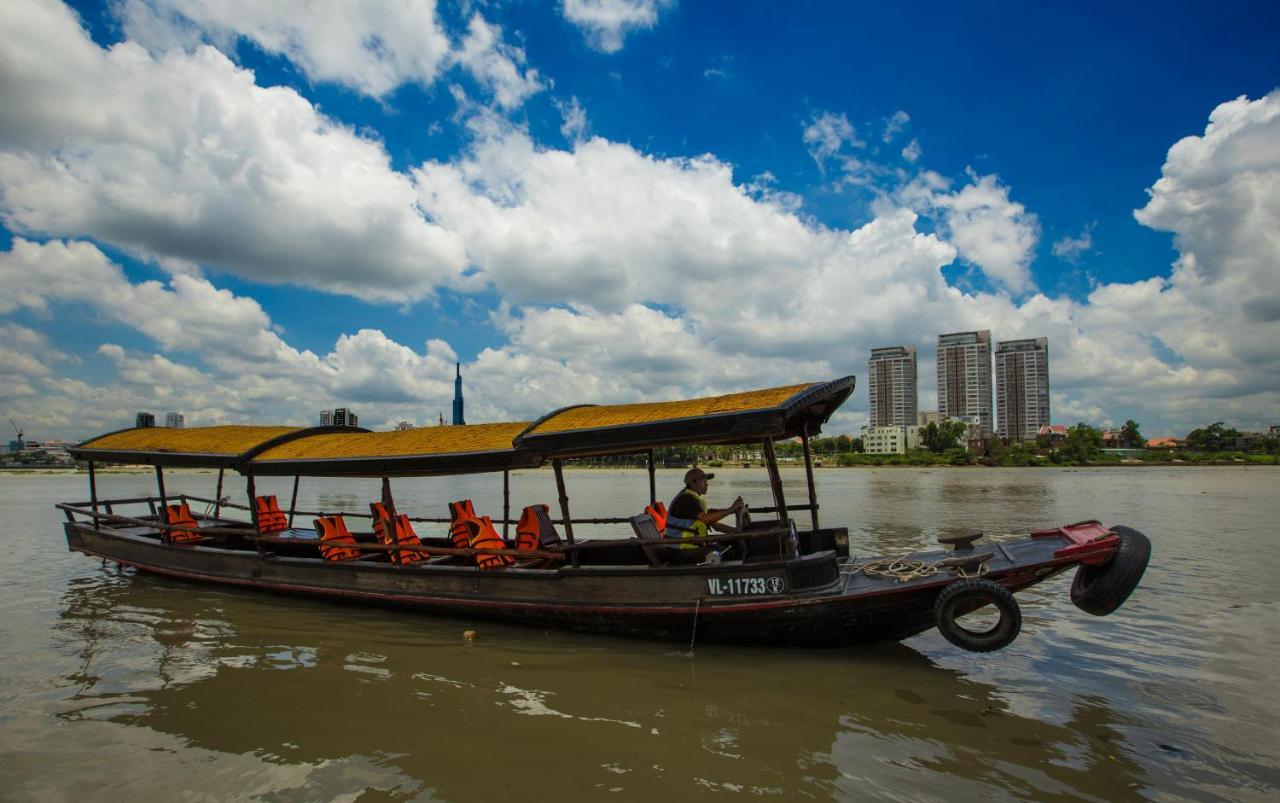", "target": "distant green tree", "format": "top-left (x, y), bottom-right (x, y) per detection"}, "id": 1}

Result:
top-left (921, 420), bottom-right (967, 453)
top-left (850, 437), bottom-right (864, 453)
top-left (1185, 422), bottom-right (1240, 452)
top-left (1120, 419), bottom-right (1144, 448)
top-left (1060, 423), bottom-right (1102, 464)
